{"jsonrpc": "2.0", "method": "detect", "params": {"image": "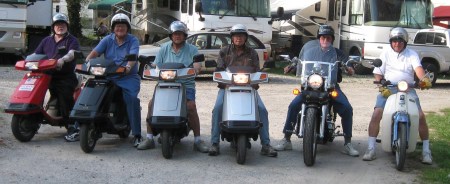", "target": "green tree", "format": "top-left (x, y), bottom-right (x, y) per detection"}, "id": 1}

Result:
top-left (67, 0), bottom-right (82, 38)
